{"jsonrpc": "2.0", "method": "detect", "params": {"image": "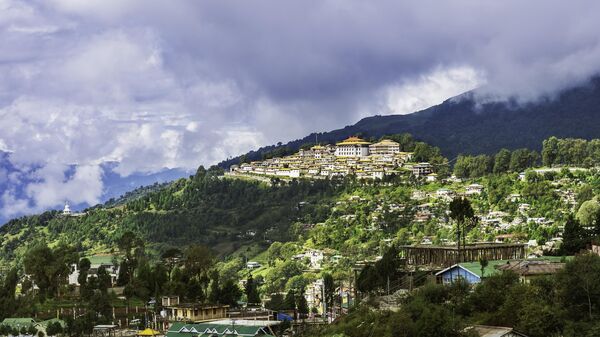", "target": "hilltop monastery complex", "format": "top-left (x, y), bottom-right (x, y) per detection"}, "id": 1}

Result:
top-left (229, 137), bottom-right (435, 180)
